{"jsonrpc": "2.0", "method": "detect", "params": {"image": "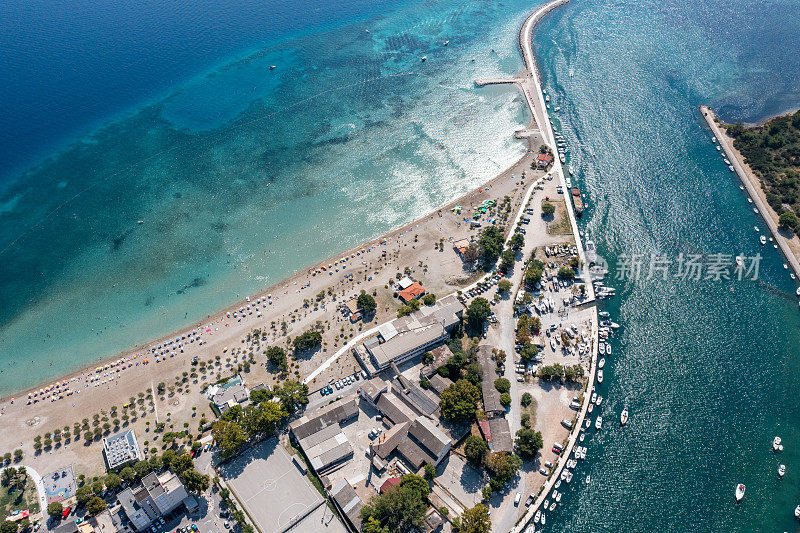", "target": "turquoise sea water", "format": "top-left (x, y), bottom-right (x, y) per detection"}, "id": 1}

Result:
top-left (2, 0), bottom-right (800, 529)
top-left (0, 0), bottom-right (536, 393)
top-left (534, 0), bottom-right (800, 531)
